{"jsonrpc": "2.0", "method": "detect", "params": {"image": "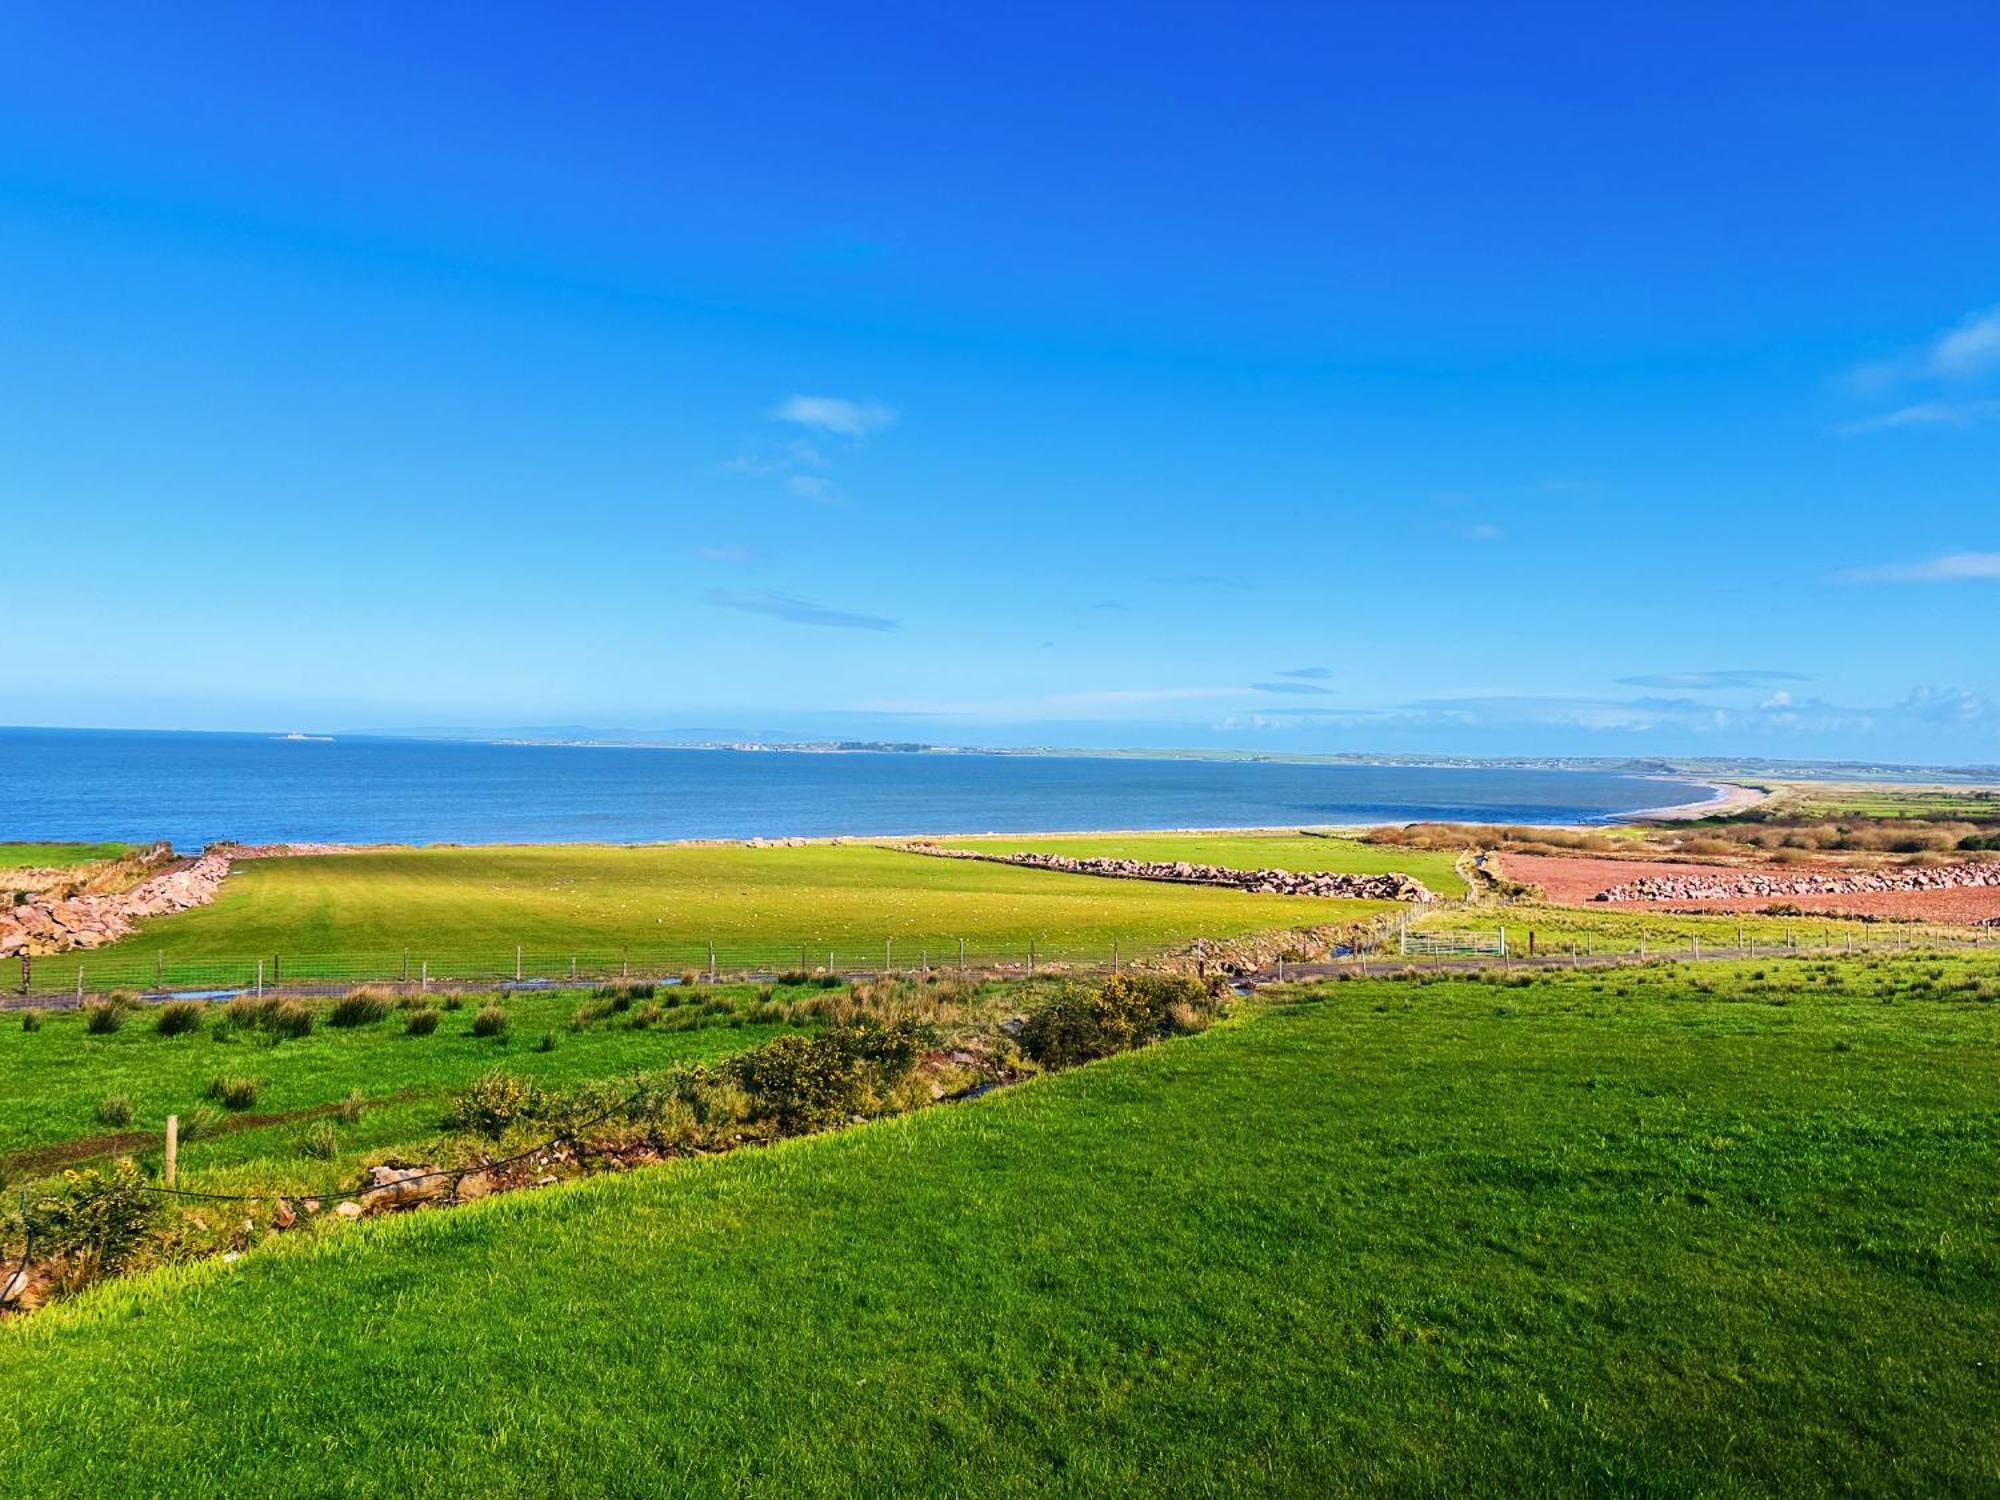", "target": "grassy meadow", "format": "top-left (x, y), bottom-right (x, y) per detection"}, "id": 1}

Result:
top-left (26, 842), bottom-right (1396, 992)
top-left (0, 841), bottom-right (136, 873)
top-left (932, 829), bottom-right (1467, 891)
top-left (2, 955), bottom-right (1994, 1494)
top-left (0, 982), bottom-right (802, 1185)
